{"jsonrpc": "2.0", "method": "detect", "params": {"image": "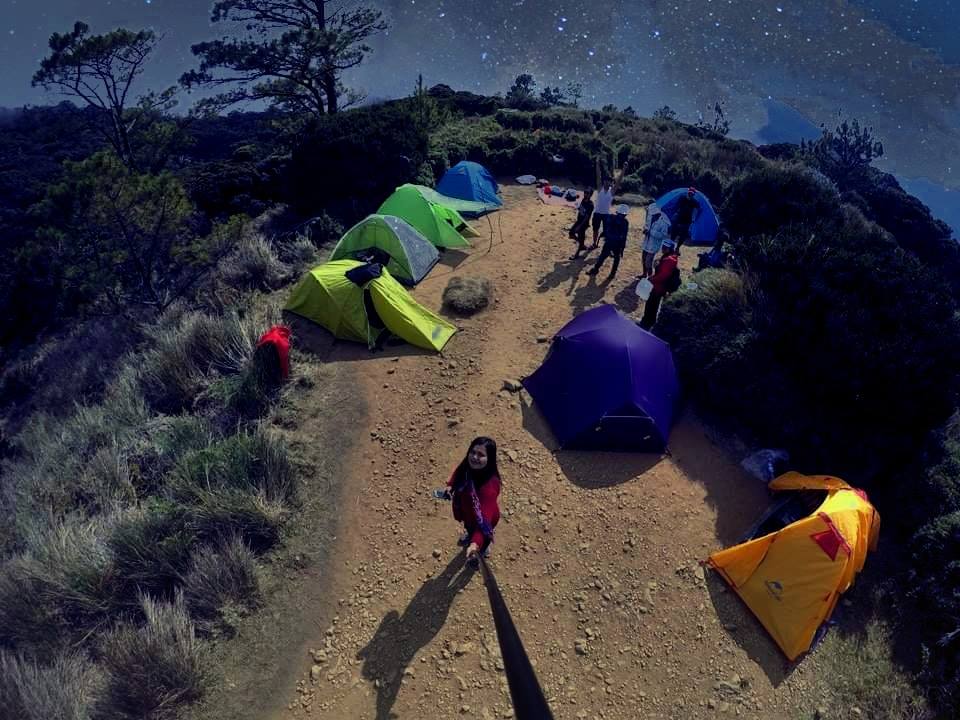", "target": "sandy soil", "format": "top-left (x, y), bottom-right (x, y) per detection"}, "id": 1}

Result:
top-left (264, 185), bottom-right (833, 720)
